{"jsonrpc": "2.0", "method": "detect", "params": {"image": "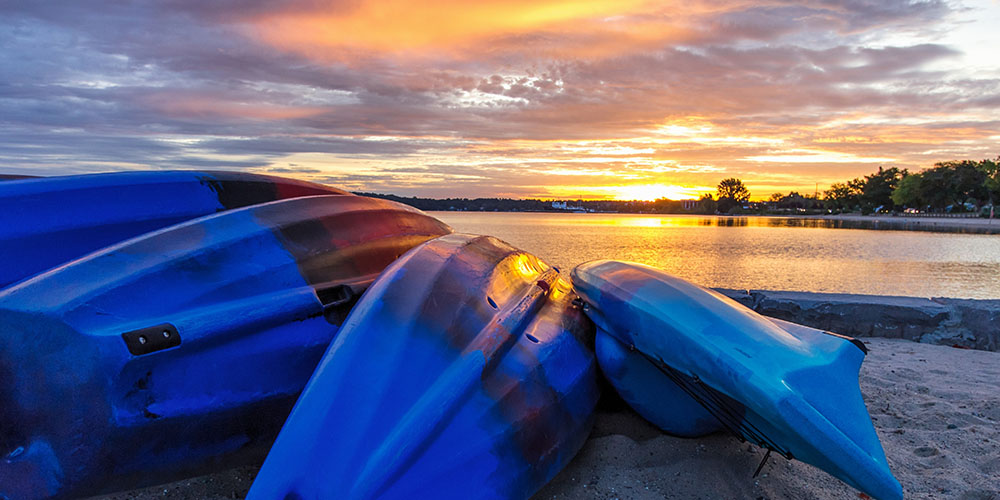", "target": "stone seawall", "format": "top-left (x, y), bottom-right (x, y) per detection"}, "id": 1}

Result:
top-left (714, 289), bottom-right (1000, 352)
